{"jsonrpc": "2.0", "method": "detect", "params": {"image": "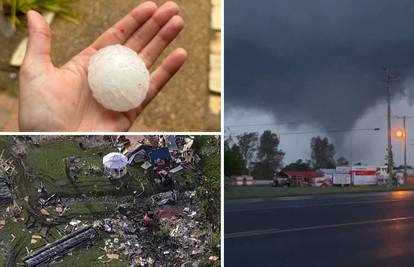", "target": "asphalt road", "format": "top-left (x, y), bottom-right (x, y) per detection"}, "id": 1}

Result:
top-left (225, 191), bottom-right (414, 267)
